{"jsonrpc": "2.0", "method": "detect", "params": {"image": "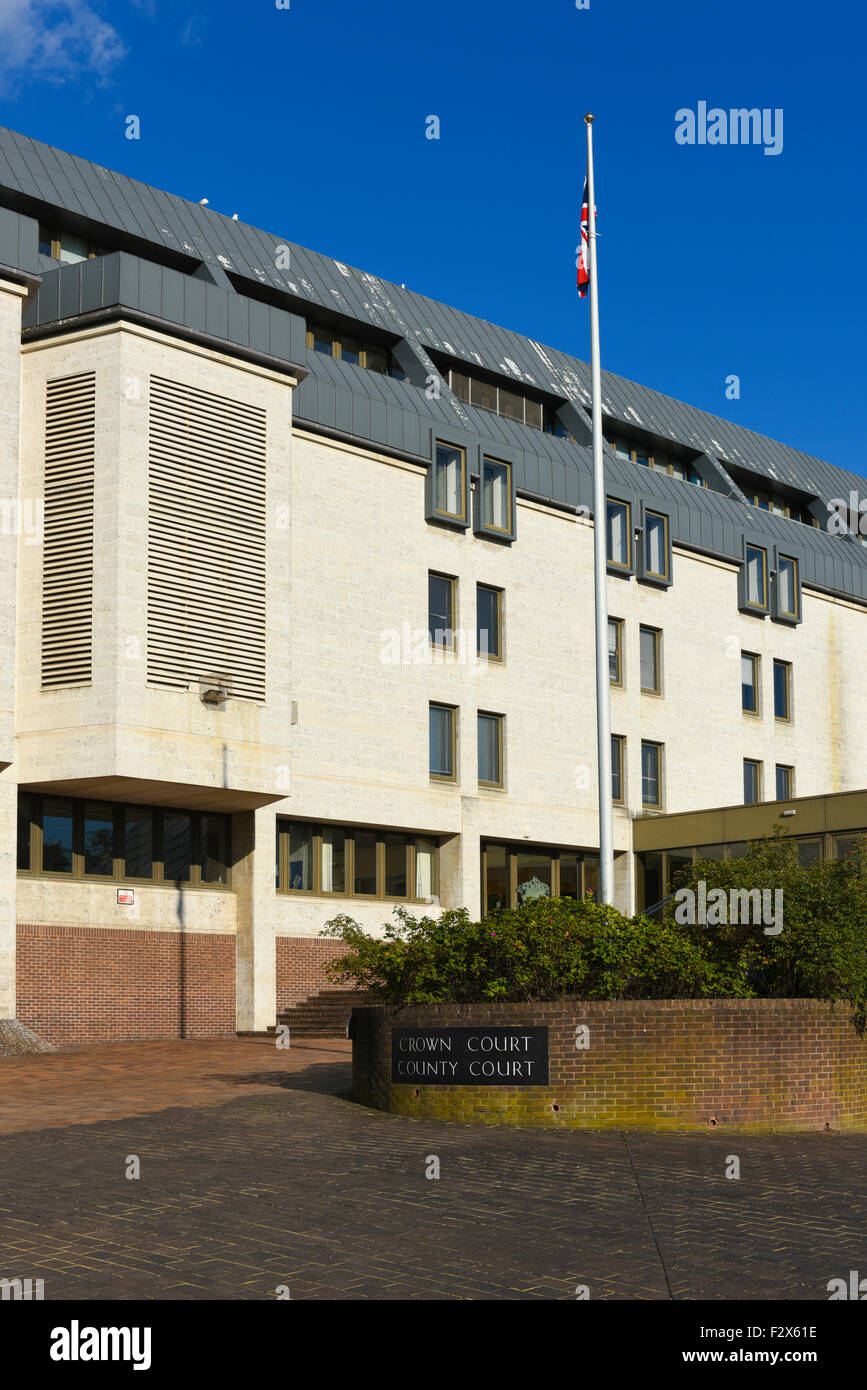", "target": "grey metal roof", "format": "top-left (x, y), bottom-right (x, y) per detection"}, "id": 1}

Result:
top-left (2, 123), bottom-right (866, 603)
